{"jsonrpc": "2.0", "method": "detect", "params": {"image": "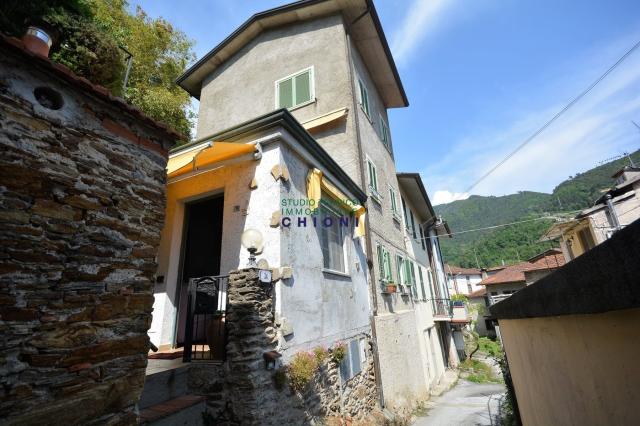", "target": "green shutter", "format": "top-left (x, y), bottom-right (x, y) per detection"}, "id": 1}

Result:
top-left (278, 78), bottom-right (294, 109)
top-left (384, 251), bottom-right (392, 281)
top-left (295, 71), bottom-right (311, 104)
top-left (418, 267), bottom-right (427, 299)
top-left (377, 245), bottom-right (384, 281)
